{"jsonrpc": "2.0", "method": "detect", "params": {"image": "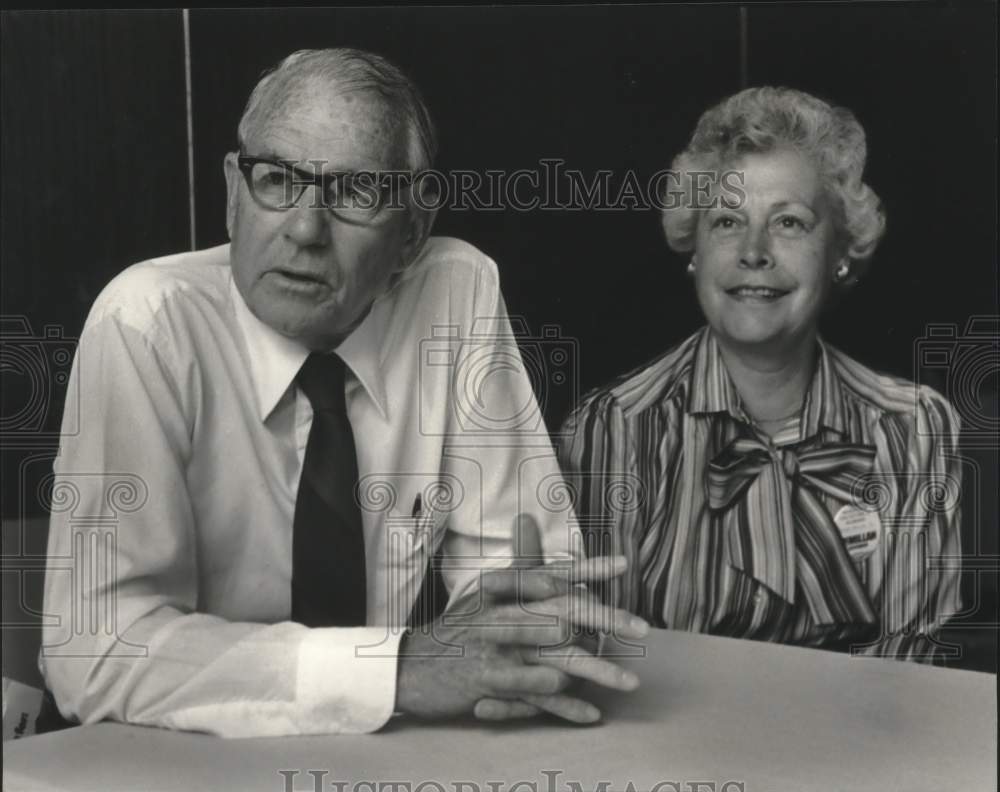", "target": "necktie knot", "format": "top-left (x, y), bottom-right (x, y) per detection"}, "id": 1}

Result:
top-left (297, 353), bottom-right (347, 413)
top-left (708, 434), bottom-right (875, 513)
